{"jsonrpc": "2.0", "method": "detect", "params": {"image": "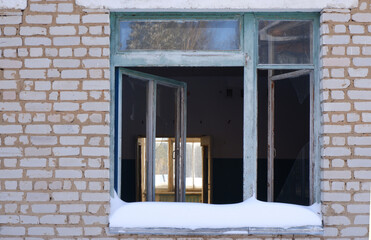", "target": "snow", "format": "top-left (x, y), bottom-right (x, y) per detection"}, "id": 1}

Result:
top-left (0, 0), bottom-right (27, 9)
top-left (109, 193), bottom-right (322, 230)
